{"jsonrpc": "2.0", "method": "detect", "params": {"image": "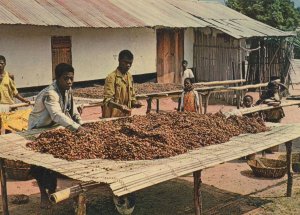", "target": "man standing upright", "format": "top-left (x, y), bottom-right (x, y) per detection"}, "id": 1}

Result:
top-left (102, 50), bottom-right (142, 118)
top-left (102, 50), bottom-right (140, 213)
